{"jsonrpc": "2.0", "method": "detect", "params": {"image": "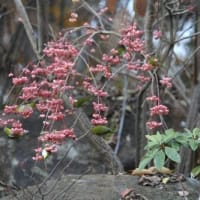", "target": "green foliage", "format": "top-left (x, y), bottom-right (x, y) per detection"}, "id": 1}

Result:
top-left (117, 45), bottom-right (126, 56)
top-left (191, 165), bottom-right (200, 177)
top-left (164, 146), bottom-right (181, 163)
top-left (3, 127), bottom-right (20, 138)
top-left (154, 150), bottom-right (165, 170)
top-left (139, 128), bottom-right (200, 170)
top-left (74, 96), bottom-right (92, 107)
top-left (3, 127), bottom-right (14, 138)
top-left (91, 125), bottom-right (113, 136)
top-left (139, 148), bottom-right (158, 169)
top-left (147, 56), bottom-right (161, 68)
top-left (185, 128), bottom-right (200, 151)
